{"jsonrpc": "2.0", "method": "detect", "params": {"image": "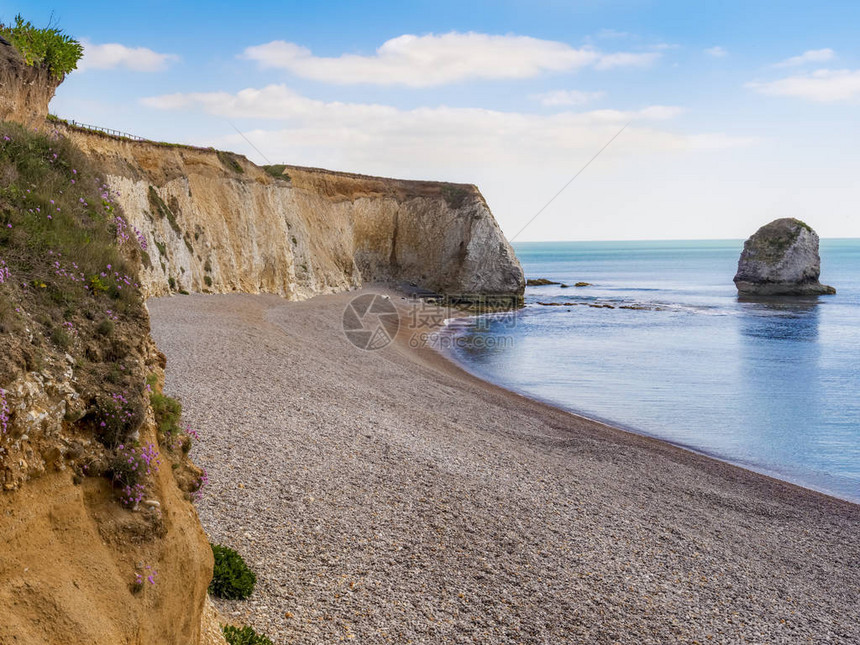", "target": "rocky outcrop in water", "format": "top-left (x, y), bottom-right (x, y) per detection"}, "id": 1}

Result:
top-left (734, 218), bottom-right (835, 296)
